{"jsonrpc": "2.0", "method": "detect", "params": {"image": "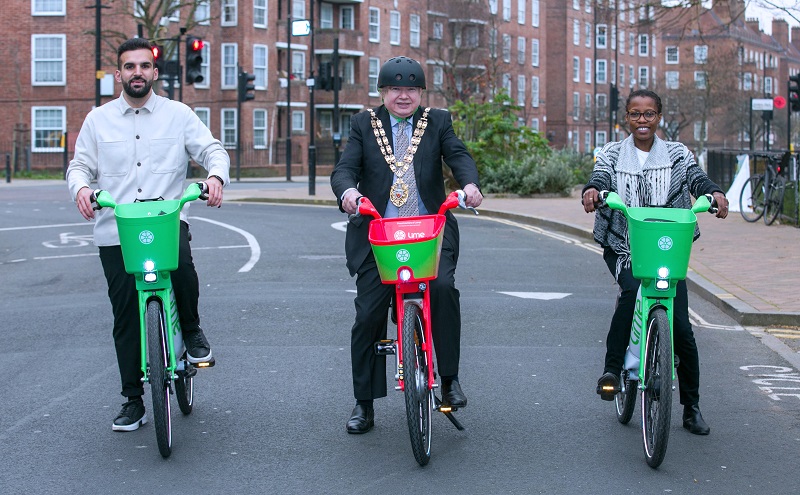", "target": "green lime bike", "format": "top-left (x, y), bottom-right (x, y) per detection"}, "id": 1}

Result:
top-left (600, 191), bottom-right (716, 468)
top-left (92, 182), bottom-right (215, 458)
